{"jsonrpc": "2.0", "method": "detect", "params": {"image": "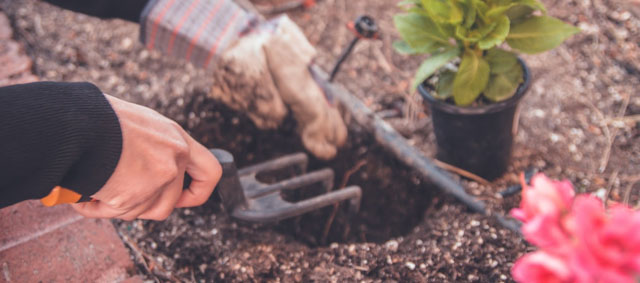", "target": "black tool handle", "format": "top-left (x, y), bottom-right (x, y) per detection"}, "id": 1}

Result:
top-left (183, 149), bottom-right (247, 210)
top-left (183, 149), bottom-right (233, 188)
